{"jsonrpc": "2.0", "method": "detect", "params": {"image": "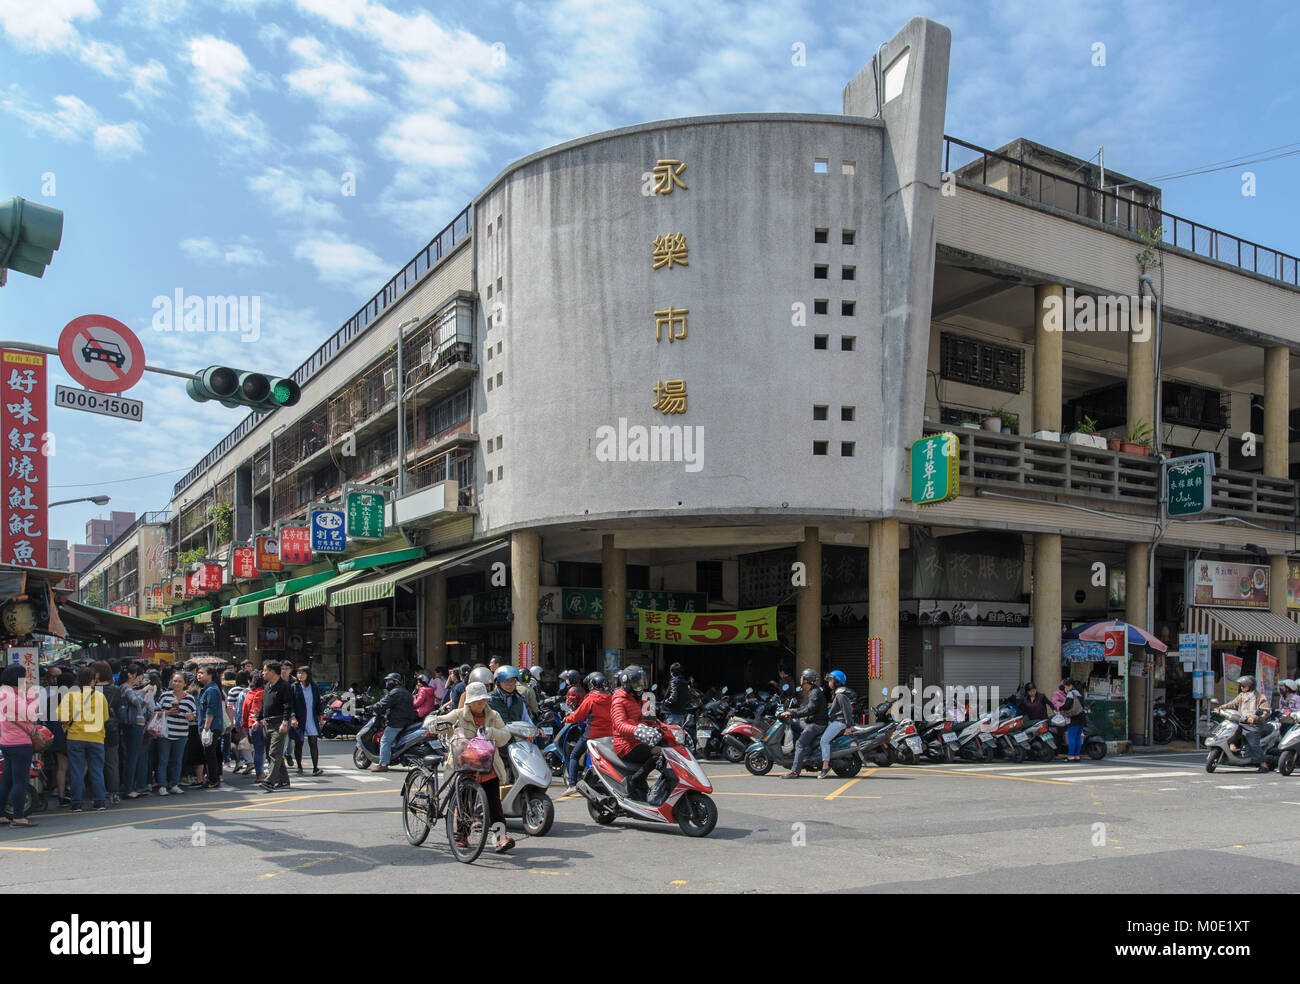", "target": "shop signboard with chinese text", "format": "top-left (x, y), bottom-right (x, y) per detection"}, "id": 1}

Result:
top-left (1166, 452), bottom-right (1215, 517)
top-left (1192, 559), bottom-right (1268, 609)
top-left (556, 587), bottom-right (707, 623)
top-left (254, 534), bottom-right (282, 573)
top-left (278, 525), bottom-right (312, 565)
top-left (230, 544), bottom-right (256, 581)
top-left (197, 562), bottom-right (223, 593)
top-left (310, 507), bottom-right (346, 554)
top-left (1, 350), bottom-right (47, 567)
top-left (637, 606), bottom-right (777, 645)
top-left (910, 432), bottom-right (958, 506)
top-left (6, 646), bottom-right (38, 687)
top-left (346, 487), bottom-right (386, 540)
